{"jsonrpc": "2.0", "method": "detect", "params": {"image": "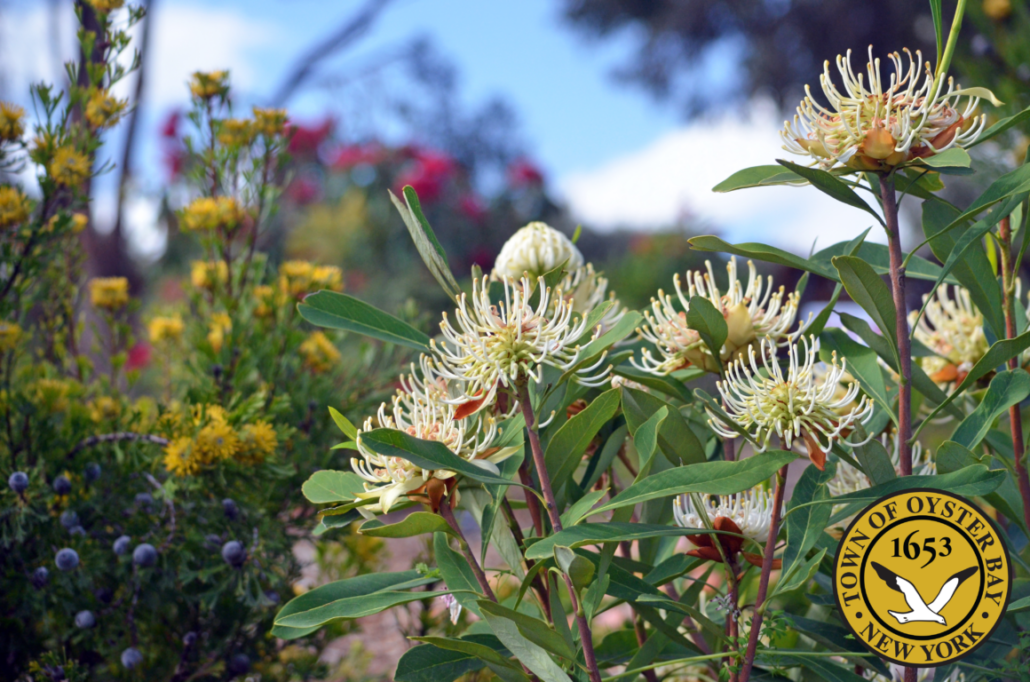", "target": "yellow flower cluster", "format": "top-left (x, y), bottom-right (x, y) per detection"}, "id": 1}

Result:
top-left (0, 186), bottom-right (31, 228)
top-left (0, 322), bottom-right (22, 351)
top-left (49, 147), bottom-right (91, 187)
top-left (89, 277), bottom-right (129, 310)
top-left (299, 331), bottom-right (341, 373)
top-left (89, 396), bottom-right (120, 423)
top-left (253, 284), bottom-right (283, 318)
top-left (45, 212), bottom-right (89, 234)
top-left (189, 71), bottom-right (229, 99)
top-left (163, 405), bottom-right (277, 476)
top-left (180, 196), bottom-right (245, 232)
top-left (0, 102), bottom-right (25, 142)
top-left (29, 377), bottom-right (75, 414)
top-left (208, 312), bottom-right (232, 352)
top-left (218, 119), bottom-right (254, 147)
top-left (87, 0), bottom-right (125, 11)
top-left (191, 260), bottom-right (229, 290)
top-left (278, 260), bottom-right (344, 299)
top-left (85, 90), bottom-right (127, 129)
top-left (253, 107), bottom-right (288, 137)
top-left (148, 315), bottom-right (184, 344)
